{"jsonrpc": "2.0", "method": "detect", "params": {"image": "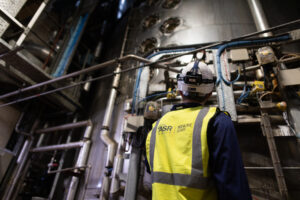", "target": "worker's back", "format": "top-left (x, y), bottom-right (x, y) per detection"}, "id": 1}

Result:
top-left (146, 106), bottom-right (218, 200)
